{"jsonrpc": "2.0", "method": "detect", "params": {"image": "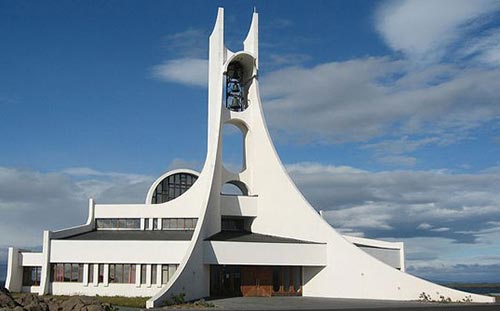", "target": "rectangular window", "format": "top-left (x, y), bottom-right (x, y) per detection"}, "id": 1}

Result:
top-left (108, 264), bottom-right (136, 284)
top-left (168, 264), bottom-right (177, 281)
top-left (144, 219), bottom-right (150, 230)
top-left (50, 264), bottom-right (83, 283)
top-left (161, 265), bottom-right (169, 284)
top-left (22, 266), bottom-right (41, 286)
top-left (88, 264), bottom-right (94, 284)
top-left (140, 265), bottom-right (147, 284)
top-left (96, 218), bottom-right (141, 230)
top-left (161, 218), bottom-right (198, 230)
top-left (98, 264), bottom-right (104, 283)
top-left (153, 218), bottom-right (158, 230)
top-left (151, 264), bottom-right (157, 285)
